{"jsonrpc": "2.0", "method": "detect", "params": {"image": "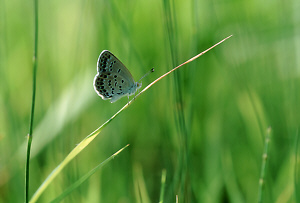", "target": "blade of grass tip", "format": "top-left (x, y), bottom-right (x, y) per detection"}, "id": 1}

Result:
top-left (50, 144), bottom-right (130, 203)
top-left (258, 127), bottom-right (271, 203)
top-left (159, 169), bottom-right (167, 203)
top-left (126, 35), bottom-right (232, 106)
top-left (294, 128), bottom-right (300, 202)
top-left (25, 0), bottom-right (38, 202)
